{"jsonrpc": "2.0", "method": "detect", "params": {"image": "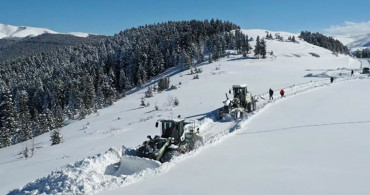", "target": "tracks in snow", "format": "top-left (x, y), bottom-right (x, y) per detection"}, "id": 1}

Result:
top-left (200, 75), bottom-right (369, 146)
top-left (10, 75), bottom-right (369, 195)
